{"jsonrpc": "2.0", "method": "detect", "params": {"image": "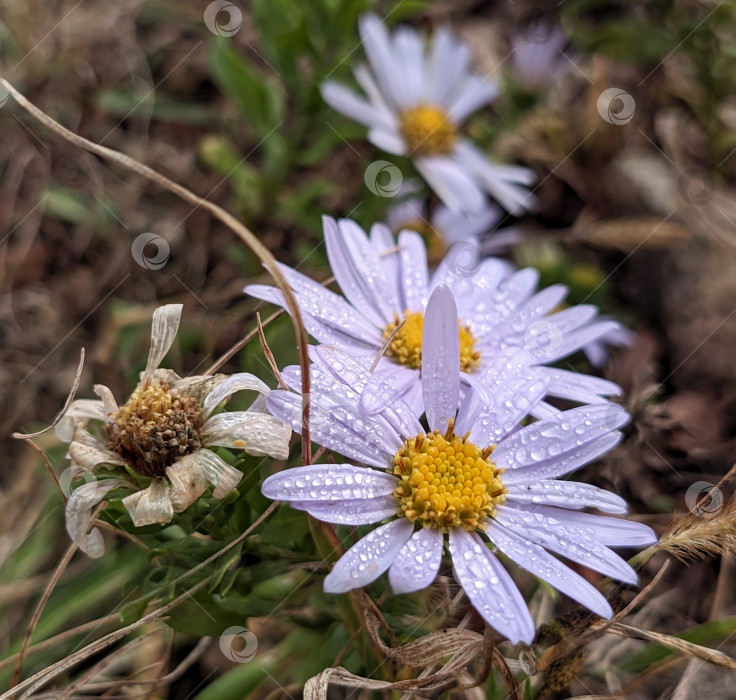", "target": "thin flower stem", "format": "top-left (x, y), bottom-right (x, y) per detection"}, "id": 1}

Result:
top-left (257, 312), bottom-right (289, 390)
top-left (0, 78), bottom-right (312, 464)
